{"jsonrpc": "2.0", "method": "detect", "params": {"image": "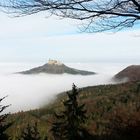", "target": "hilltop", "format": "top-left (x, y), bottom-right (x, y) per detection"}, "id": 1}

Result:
top-left (114, 65), bottom-right (140, 82)
top-left (19, 59), bottom-right (96, 75)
